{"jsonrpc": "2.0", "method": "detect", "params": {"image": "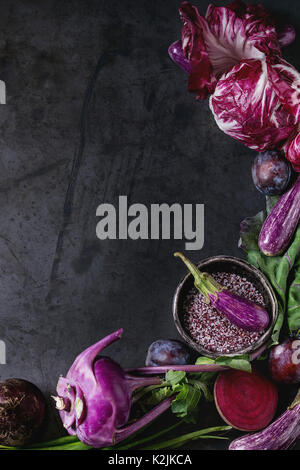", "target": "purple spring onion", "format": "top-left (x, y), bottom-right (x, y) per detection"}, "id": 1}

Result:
top-left (127, 343), bottom-right (268, 376)
top-left (174, 252), bottom-right (269, 333)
